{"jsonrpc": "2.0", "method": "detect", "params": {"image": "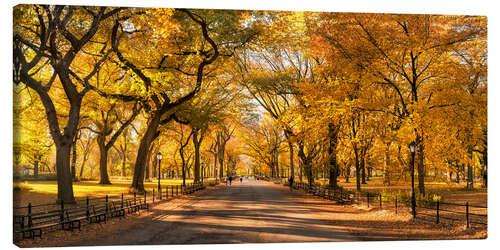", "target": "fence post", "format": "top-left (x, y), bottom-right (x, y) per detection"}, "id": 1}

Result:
top-left (395, 196), bottom-right (398, 214)
top-left (105, 195), bottom-right (109, 213)
top-left (86, 197), bottom-right (90, 219)
top-left (60, 200), bottom-right (65, 223)
top-left (176, 185), bottom-right (179, 196)
top-left (28, 203), bottom-right (32, 228)
top-left (379, 194), bottom-right (382, 208)
top-left (134, 192), bottom-right (137, 205)
top-left (144, 191), bottom-right (147, 204)
top-left (153, 189), bottom-right (155, 203)
top-left (121, 193), bottom-right (124, 208)
top-left (171, 185), bottom-right (174, 197)
top-left (436, 201), bottom-right (440, 224)
top-left (367, 193), bottom-right (370, 208)
top-left (466, 202), bottom-right (470, 228)
top-left (166, 186), bottom-right (169, 199)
